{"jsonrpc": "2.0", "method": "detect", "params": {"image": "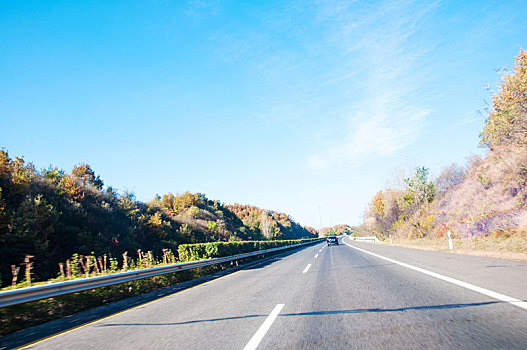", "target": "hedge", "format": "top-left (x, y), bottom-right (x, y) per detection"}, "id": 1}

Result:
top-left (177, 238), bottom-right (320, 261)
